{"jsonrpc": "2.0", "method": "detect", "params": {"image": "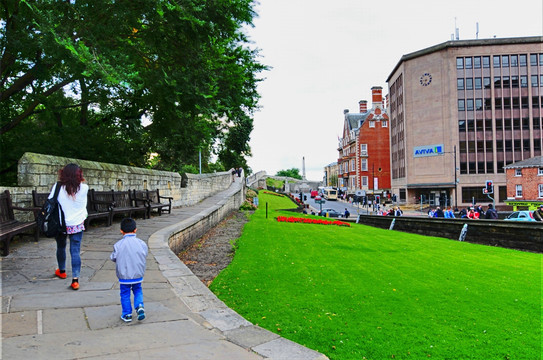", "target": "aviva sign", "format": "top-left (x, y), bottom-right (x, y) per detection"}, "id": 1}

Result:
top-left (413, 144), bottom-right (444, 157)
